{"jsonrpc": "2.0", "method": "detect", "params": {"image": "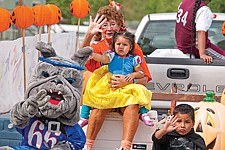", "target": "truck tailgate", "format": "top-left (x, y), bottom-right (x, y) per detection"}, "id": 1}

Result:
top-left (145, 57), bottom-right (225, 109)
